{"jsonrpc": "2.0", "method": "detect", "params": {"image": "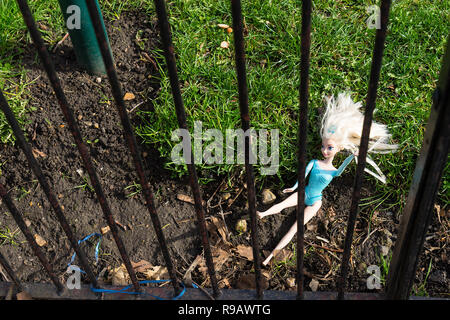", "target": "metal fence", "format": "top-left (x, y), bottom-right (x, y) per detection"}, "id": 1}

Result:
top-left (0, 0), bottom-right (448, 300)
